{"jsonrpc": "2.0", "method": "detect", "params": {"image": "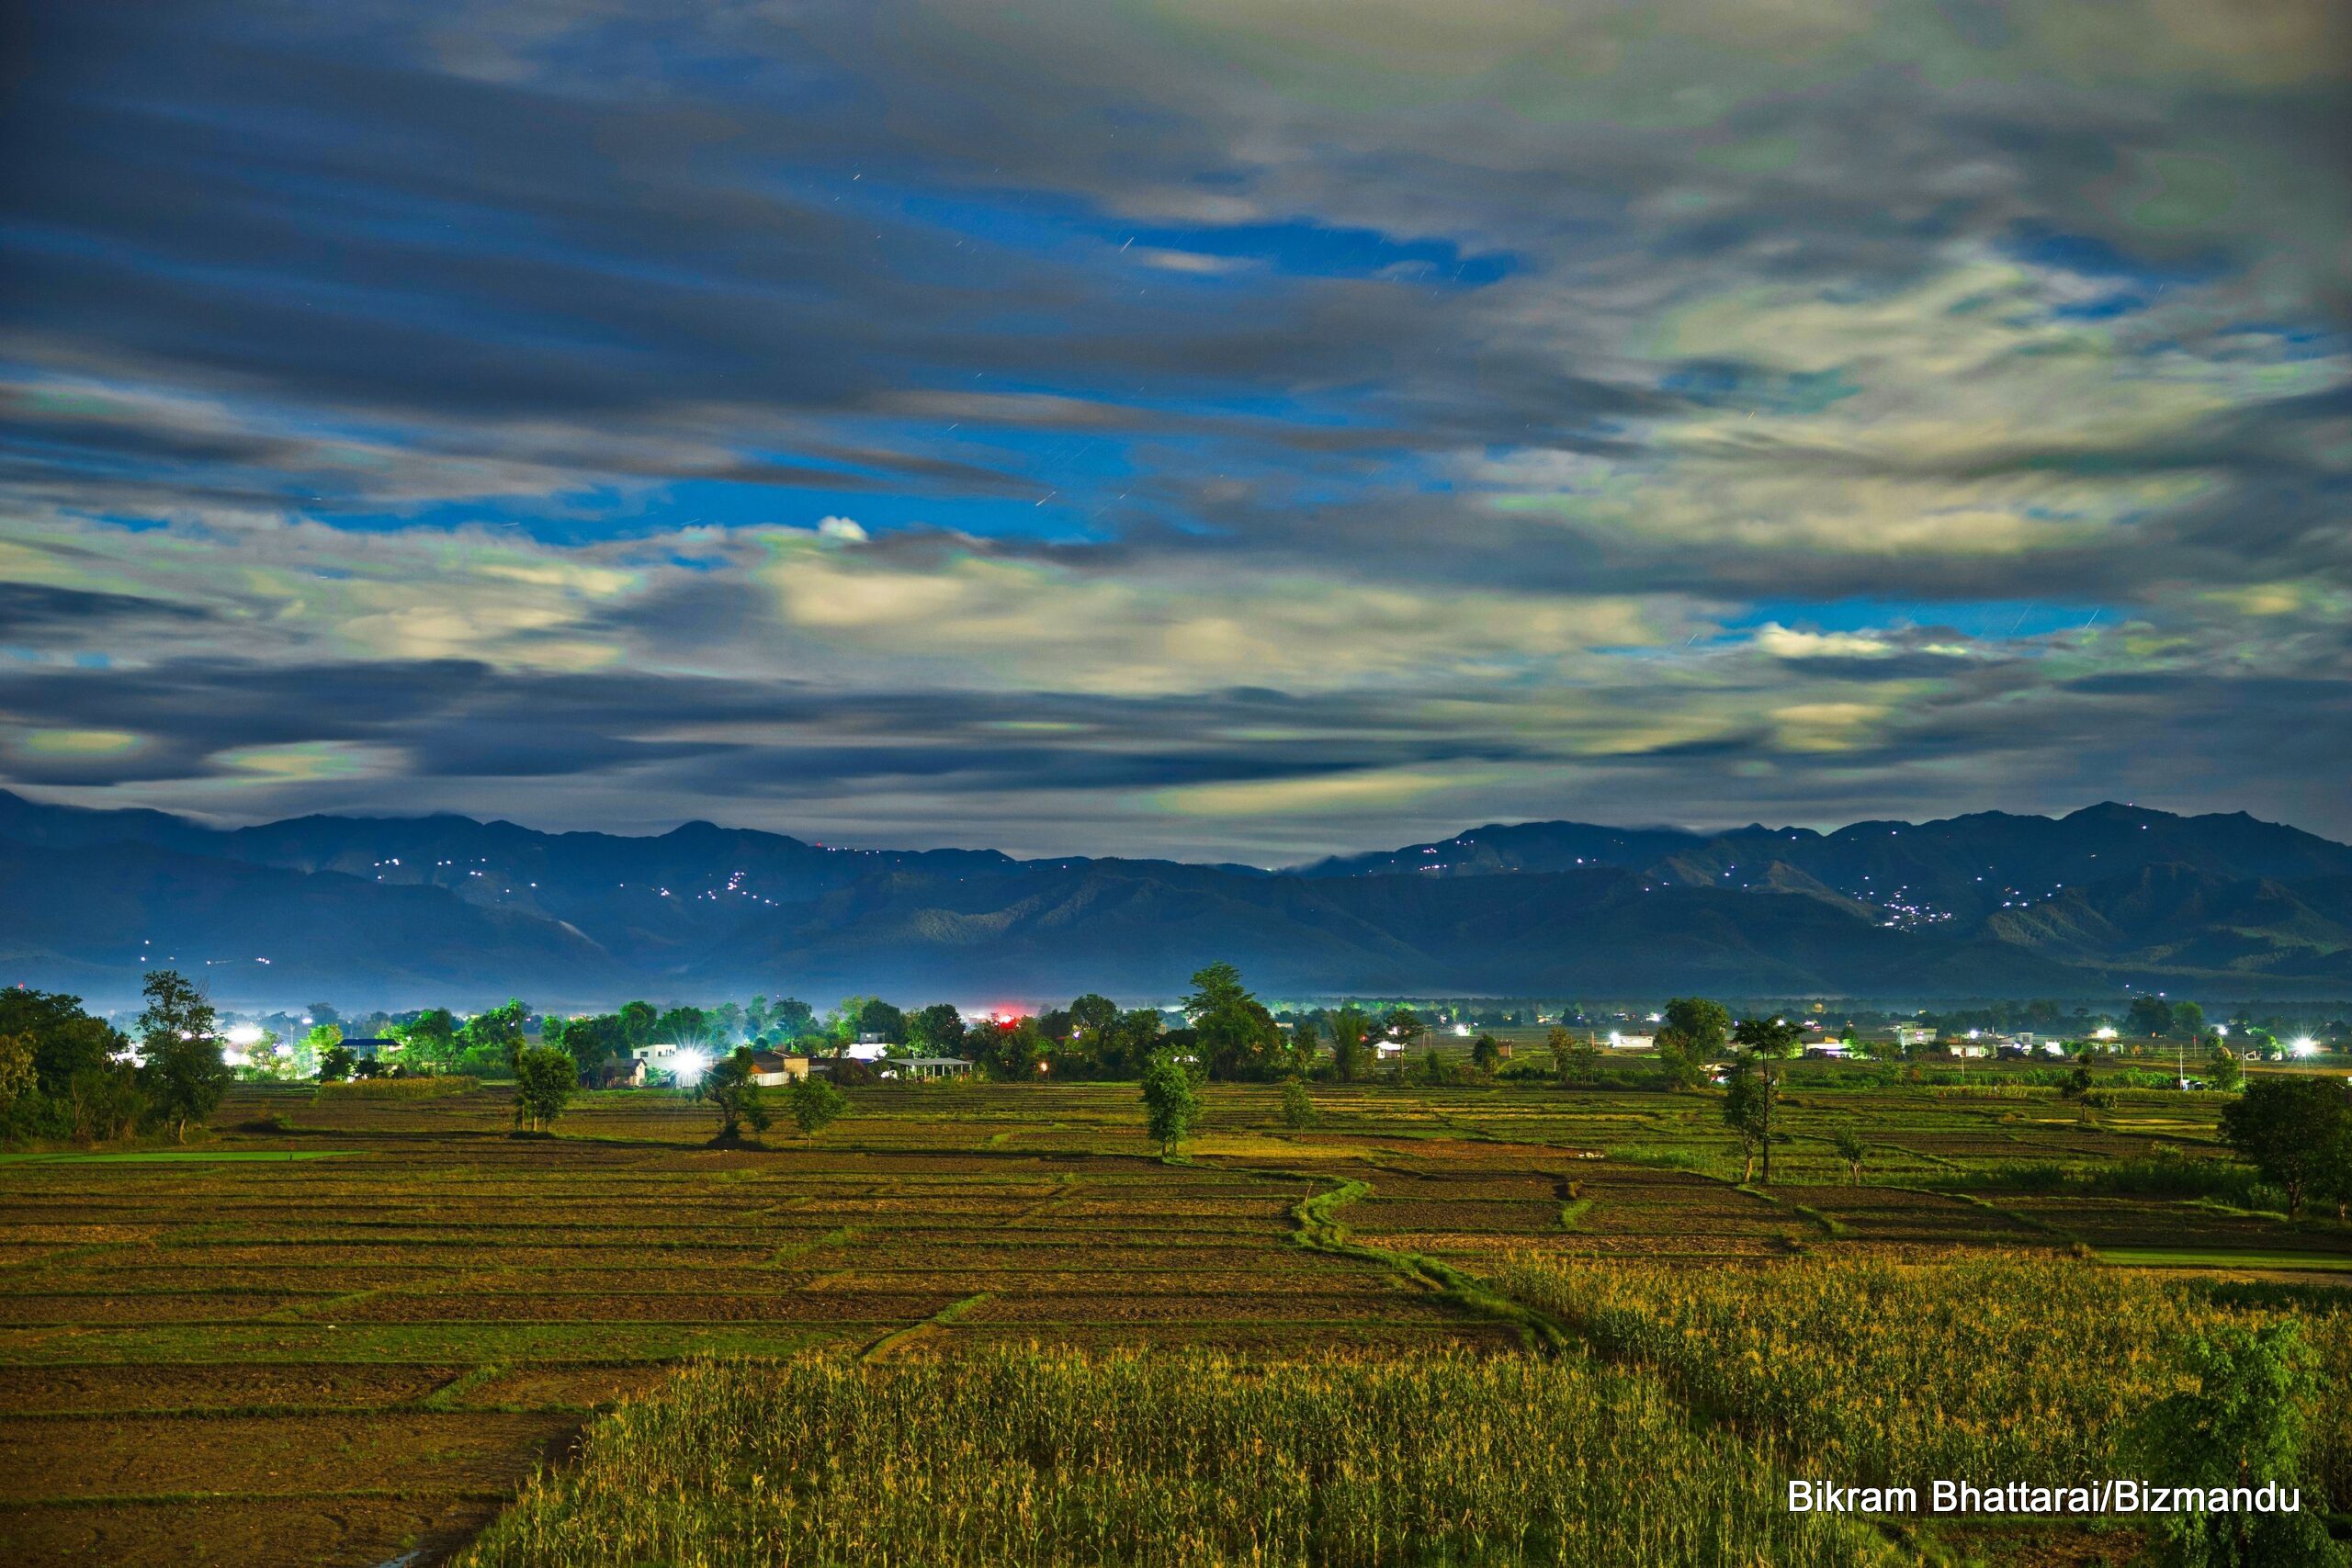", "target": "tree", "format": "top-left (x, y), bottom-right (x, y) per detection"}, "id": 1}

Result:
top-left (855, 998), bottom-right (907, 1045)
top-left (698, 1046), bottom-right (773, 1144)
top-left (786, 1076), bottom-right (847, 1136)
top-left (1548, 1025), bottom-right (1600, 1086)
top-left (461, 998), bottom-right (529, 1067)
top-left (654, 1005), bottom-right (710, 1046)
top-left (2130, 1322), bottom-right (2346, 1567)
top-left (298, 1021), bottom-right (343, 1079)
top-left (1722, 1060), bottom-right (1768, 1182)
top-left (0, 1032), bottom-right (36, 1110)
top-left (1182, 963), bottom-right (1281, 1080)
top-left (1140, 1052), bottom-right (1201, 1156)
top-left (1384, 1008), bottom-right (1424, 1051)
top-left (1730, 1014), bottom-right (1805, 1184)
top-left (2173, 1000), bottom-right (2207, 1046)
top-left (909, 1003), bottom-right (968, 1055)
top-left (1469, 1034), bottom-right (1502, 1076)
top-left (1328, 1007), bottom-right (1374, 1083)
top-left (1280, 1016), bottom-right (1322, 1079)
top-left (2206, 1043), bottom-right (2245, 1093)
top-left (318, 1043), bottom-right (356, 1082)
top-left (2219, 1078), bottom-right (2351, 1219)
top-left (137, 969), bottom-right (230, 1143)
top-left (1068, 993), bottom-right (1118, 1039)
top-left (766, 997), bottom-right (817, 1039)
top-left (1833, 1131), bottom-right (1869, 1185)
top-left (511, 1045), bottom-right (577, 1133)
top-left (1663, 998), bottom-right (1734, 1053)
top-left (0, 988), bottom-right (127, 1102)
top-left (1281, 1078), bottom-right (1318, 1129)
top-left (68, 1066), bottom-right (145, 1144)
top-left (1651, 1030), bottom-right (1706, 1092)
top-left (2129, 995), bottom-right (2176, 1039)
top-left (1091, 1009), bottom-right (1163, 1078)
